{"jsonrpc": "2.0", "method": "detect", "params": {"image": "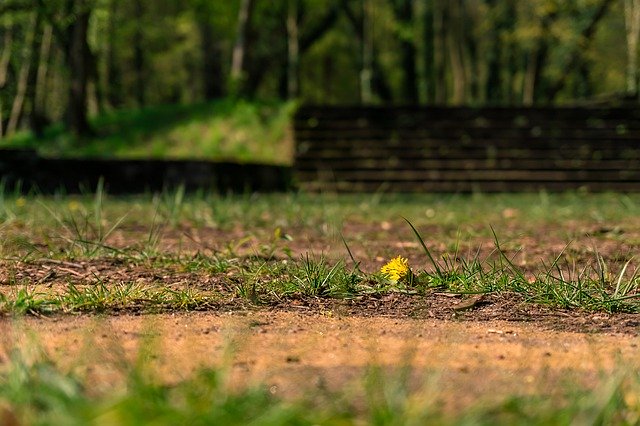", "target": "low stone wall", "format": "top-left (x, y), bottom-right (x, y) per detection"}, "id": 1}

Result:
top-left (0, 149), bottom-right (292, 194)
top-left (294, 106), bottom-right (640, 192)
